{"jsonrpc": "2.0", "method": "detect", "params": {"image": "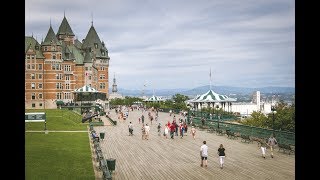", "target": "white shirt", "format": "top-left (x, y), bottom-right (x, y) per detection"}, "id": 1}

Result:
top-left (200, 144), bottom-right (208, 157)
